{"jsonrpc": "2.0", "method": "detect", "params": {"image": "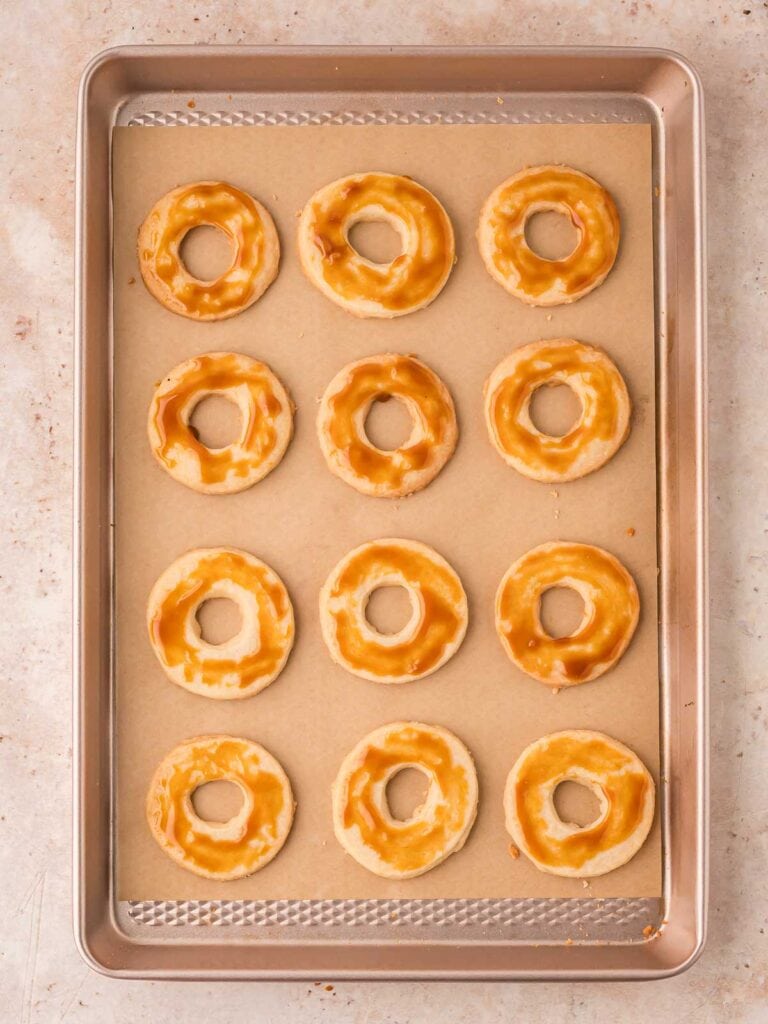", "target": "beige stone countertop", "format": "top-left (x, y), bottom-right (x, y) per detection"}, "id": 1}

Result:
top-left (1, 1), bottom-right (766, 1021)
